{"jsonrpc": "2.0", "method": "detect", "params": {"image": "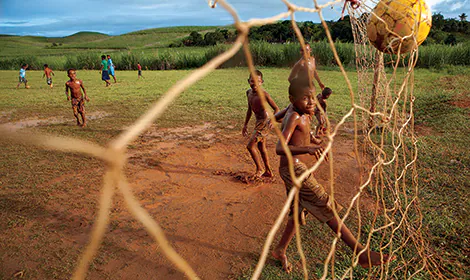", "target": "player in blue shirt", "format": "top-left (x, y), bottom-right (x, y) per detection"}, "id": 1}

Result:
top-left (107, 54), bottom-right (117, 83)
top-left (17, 64), bottom-right (30, 89)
